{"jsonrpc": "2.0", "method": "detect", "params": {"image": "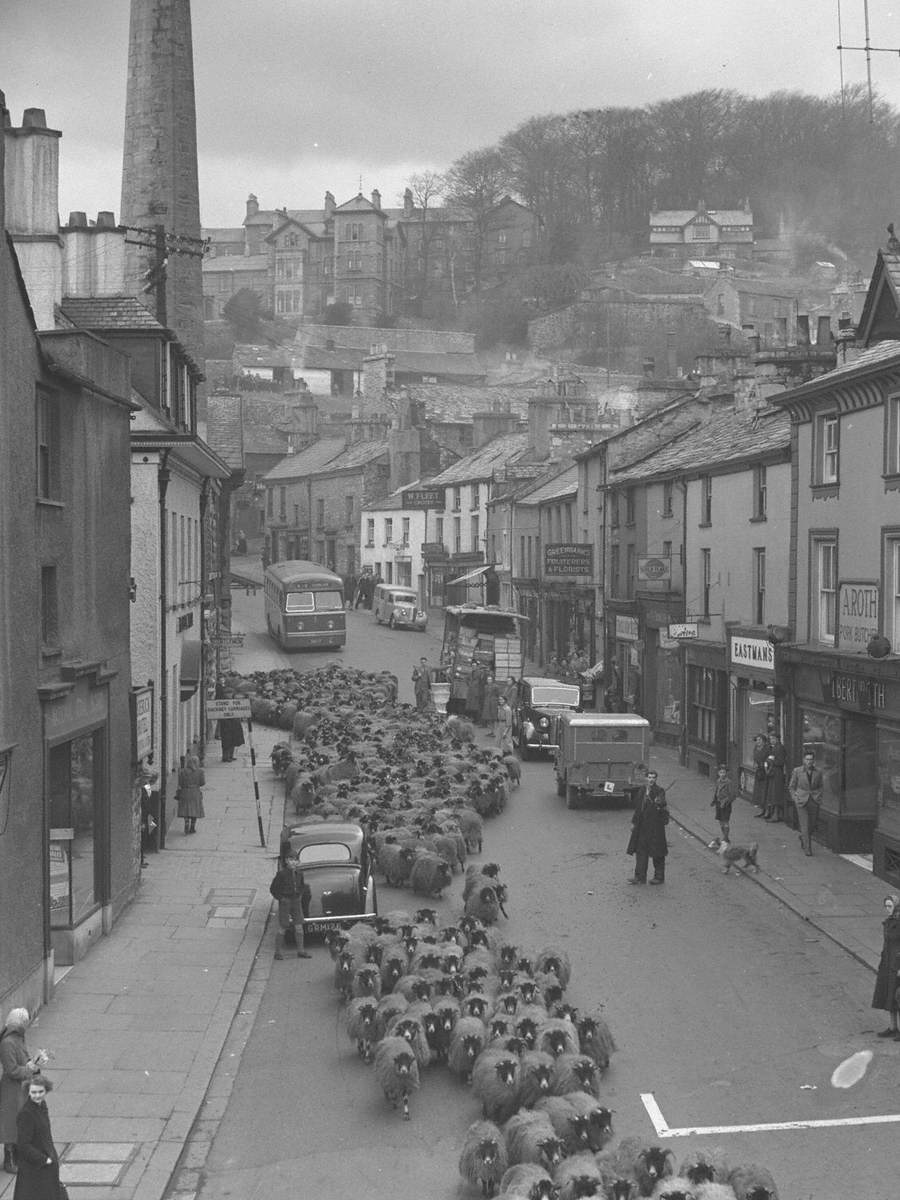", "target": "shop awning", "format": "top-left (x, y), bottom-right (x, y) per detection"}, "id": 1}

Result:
top-left (447, 565), bottom-right (491, 586)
